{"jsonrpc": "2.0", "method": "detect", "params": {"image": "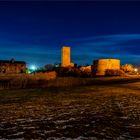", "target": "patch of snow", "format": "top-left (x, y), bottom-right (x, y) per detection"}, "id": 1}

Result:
top-left (120, 116), bottom-right (128, 119)
top-left (7, 131), bottom-right (24, 137)
top-left (23, 126), bottom-right (36, 130)
top-left (10, 138), bottom-right (24, 140)
top-left (85, 124), bottom-right (90, 127)
top-left (45, 130), bottom-right (56, 134)
top-left (47, 137), bottom-right (97, 140)
top-left (91, 121), bottom-right (96, 124)
top-left (62, 125), bottom-right (73, 129)
top-left (69, 117), bottom-right (76, 121)
top-left (55, 120), bottom-right (68, 124)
